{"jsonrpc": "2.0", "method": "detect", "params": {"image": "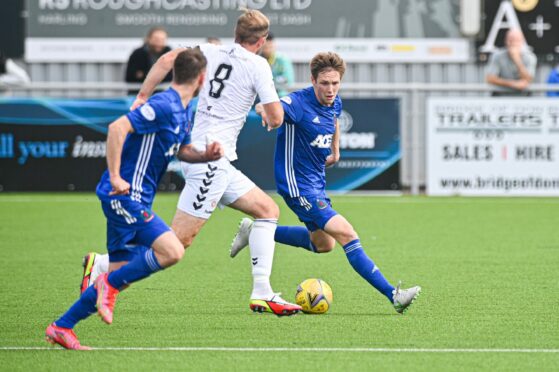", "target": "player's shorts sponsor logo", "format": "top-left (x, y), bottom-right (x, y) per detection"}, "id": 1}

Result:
top-left (141, 209), bottom-right (155, 223)
top-left (316, 199), bottom-right (328, 209)
top-left (140, 104), bottom-right (156, 121)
